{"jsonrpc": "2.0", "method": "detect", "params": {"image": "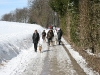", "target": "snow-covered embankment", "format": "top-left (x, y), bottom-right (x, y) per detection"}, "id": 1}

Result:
top-left (0, 21), bottom-right (44, 64)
